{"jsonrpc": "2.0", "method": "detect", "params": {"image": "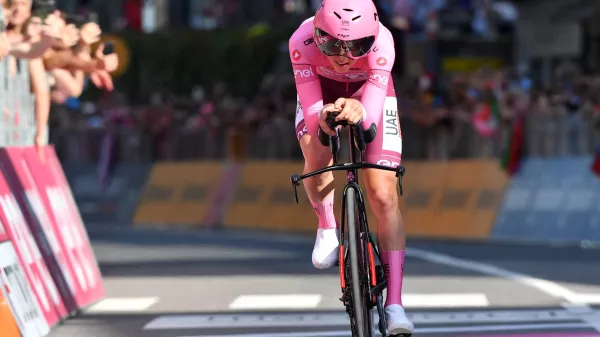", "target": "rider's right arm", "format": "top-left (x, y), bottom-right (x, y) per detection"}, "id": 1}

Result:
top-left (289, 37), bottom-right (324, 127)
